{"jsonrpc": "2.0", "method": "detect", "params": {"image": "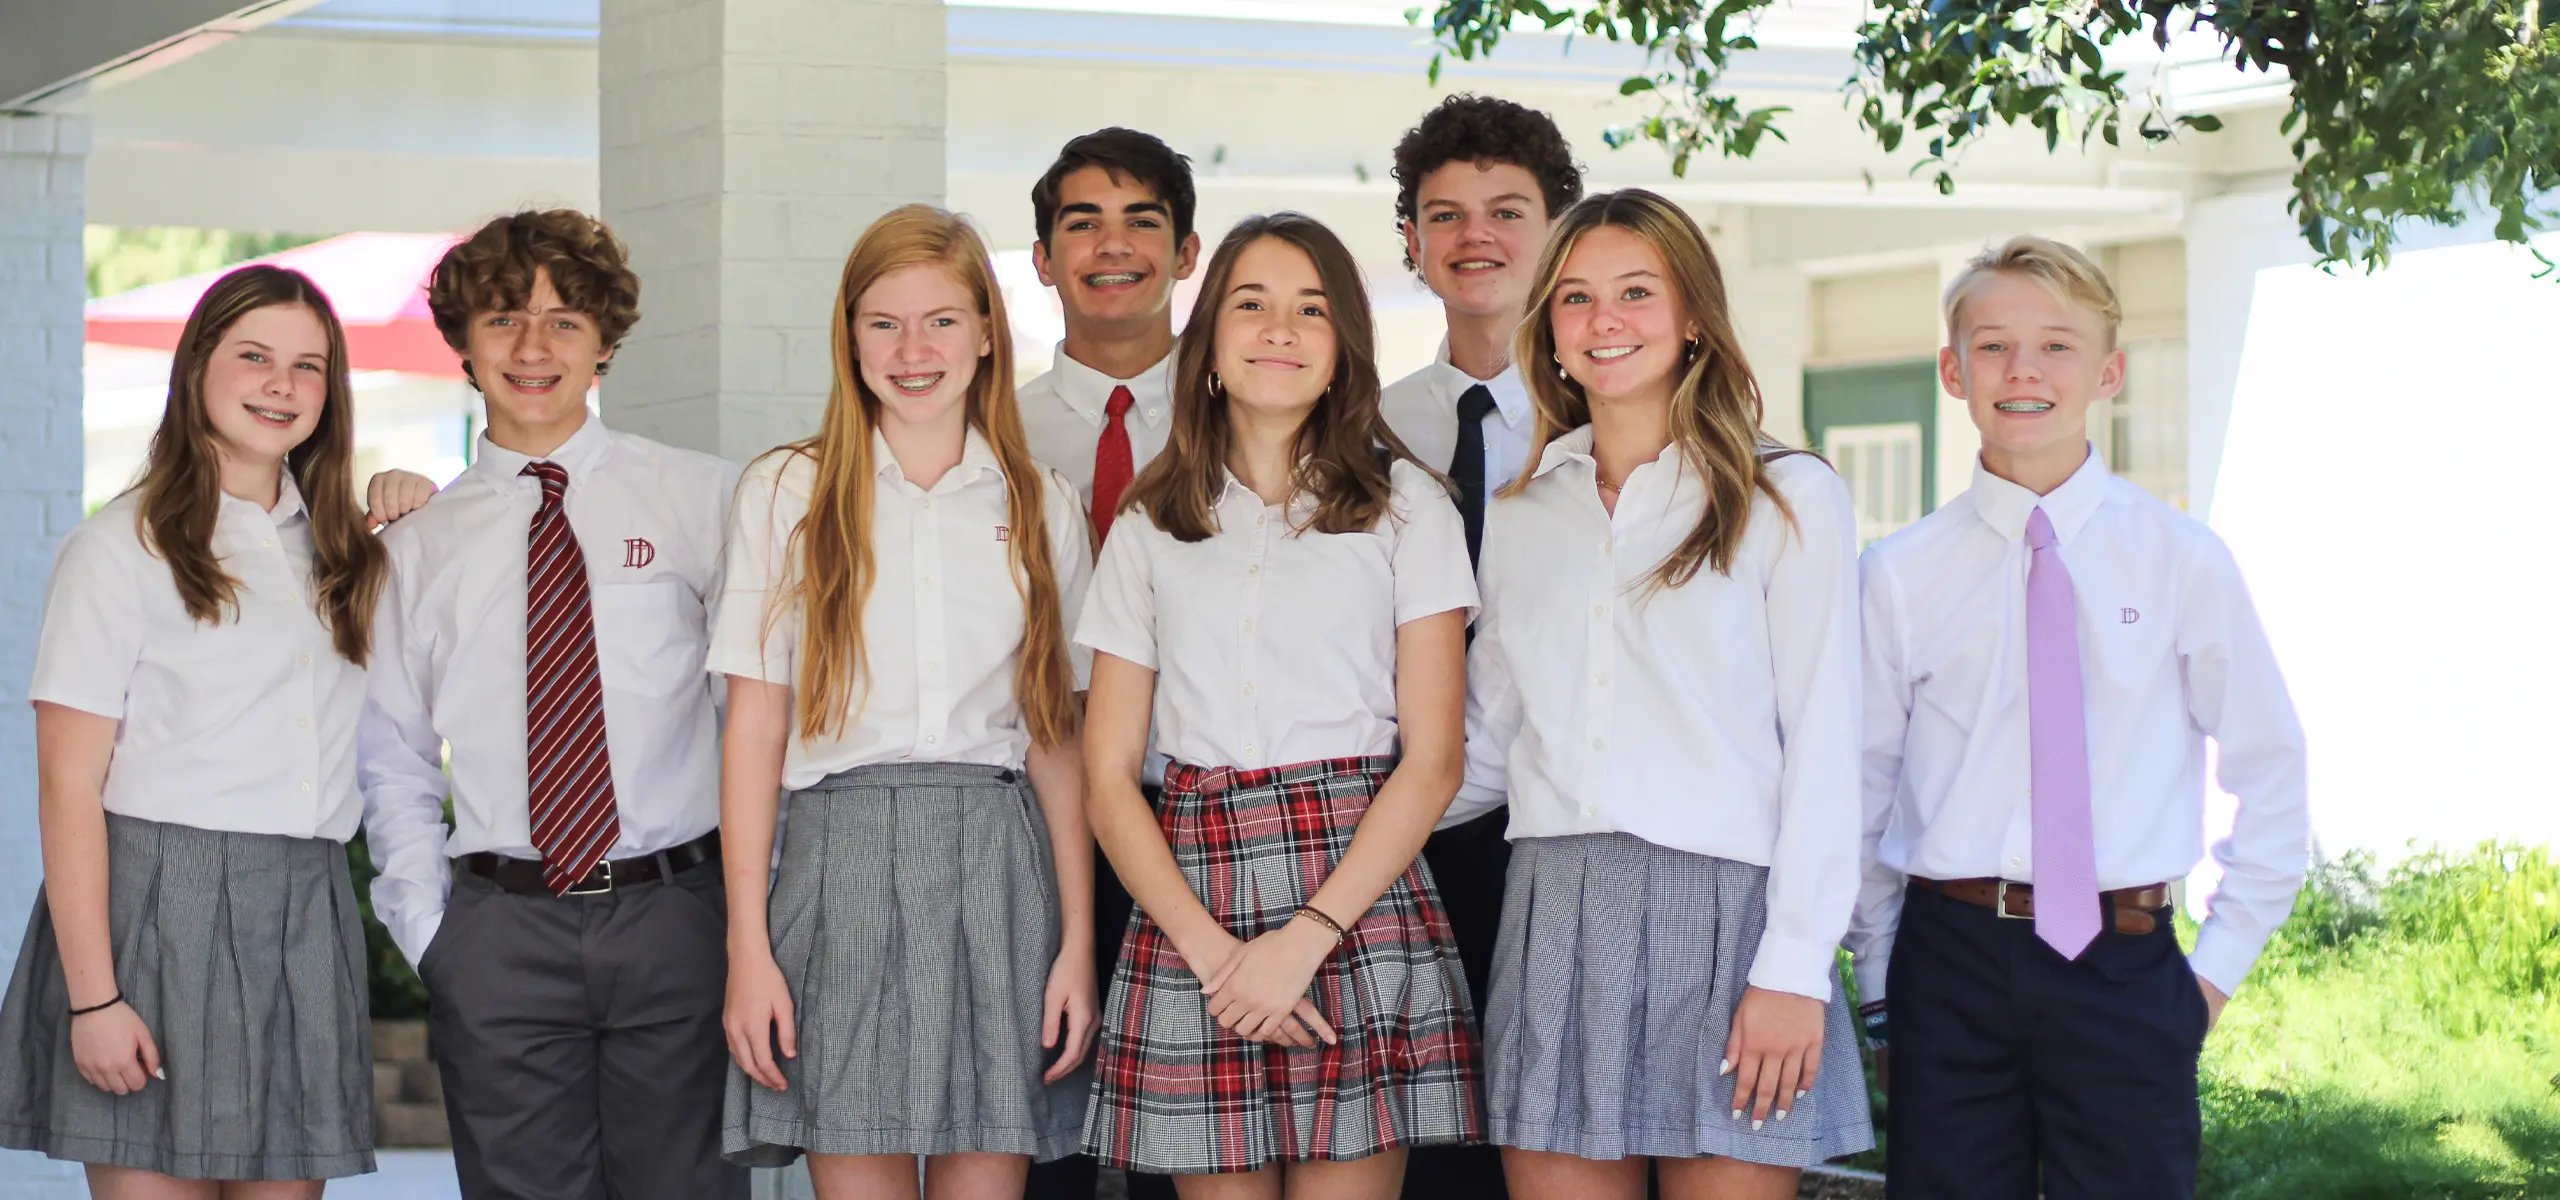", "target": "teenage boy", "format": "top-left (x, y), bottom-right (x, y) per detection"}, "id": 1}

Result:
top-left (1846, 237), bottom-right (2308, 1200)
top-left (1381, 92), bottom-right (1583, 1200)
top-left (360, 210), bottom-right (747, 1200)
top-left (1015, 126), bottom-right (1197, 1200)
